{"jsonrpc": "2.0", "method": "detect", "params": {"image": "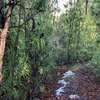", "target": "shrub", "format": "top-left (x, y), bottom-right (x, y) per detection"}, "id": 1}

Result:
top-left (91, 50), bottom-right (100, 76)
